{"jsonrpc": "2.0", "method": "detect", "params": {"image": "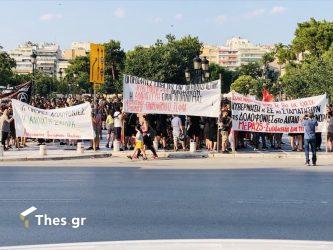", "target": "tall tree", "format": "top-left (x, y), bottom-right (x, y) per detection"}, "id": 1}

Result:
top-left (208, 63), bottom-right (236, 93)
top-left (0, 46), bottom-right (16, 86)
top-left (230, 75), bottom-right (259, 95)
top-left (235, 62), bottom-right (262, 79)
top-left (65, 56), bottom-right (91, 94)
top-left (125, 34), bottom-right (202, 84)
top-left (292, 18), bottom-right (333, 59)
top-left (103, 40), bottom-right (126, 93)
